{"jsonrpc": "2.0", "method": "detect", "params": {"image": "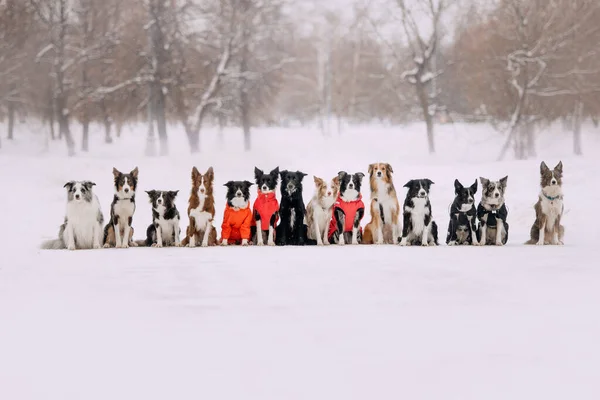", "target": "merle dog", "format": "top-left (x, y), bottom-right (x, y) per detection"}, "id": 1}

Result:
top-left (275, 170), bottom-right (307, 246)
top-left (398, 179), bottom-right (438, 246)
top-left (477, 176), bottom-right (509, 246)
top-left (446, 179), bottom-right (478, 245)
